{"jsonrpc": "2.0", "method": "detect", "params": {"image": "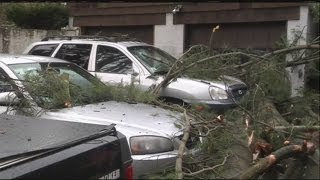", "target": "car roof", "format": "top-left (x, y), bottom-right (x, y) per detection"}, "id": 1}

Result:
top-left (0, 54), bottom-right (68, 65)
top-left (32, 39), bottom-right (151, 48)
top-left (0, 114), bottom-right (114, 159)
